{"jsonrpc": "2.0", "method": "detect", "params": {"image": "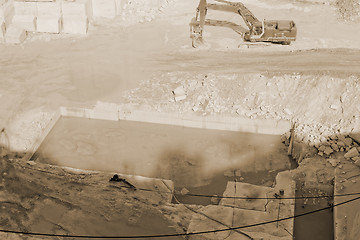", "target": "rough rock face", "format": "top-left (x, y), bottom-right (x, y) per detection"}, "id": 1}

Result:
top-left (187, 172), bottom-right (295, 240)
top-left (0, 157), bottom-right (185, 240)
top-left (121, 0), bottom-right (175, 25)
top-left (335, 0), bottom-right (360, 21)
